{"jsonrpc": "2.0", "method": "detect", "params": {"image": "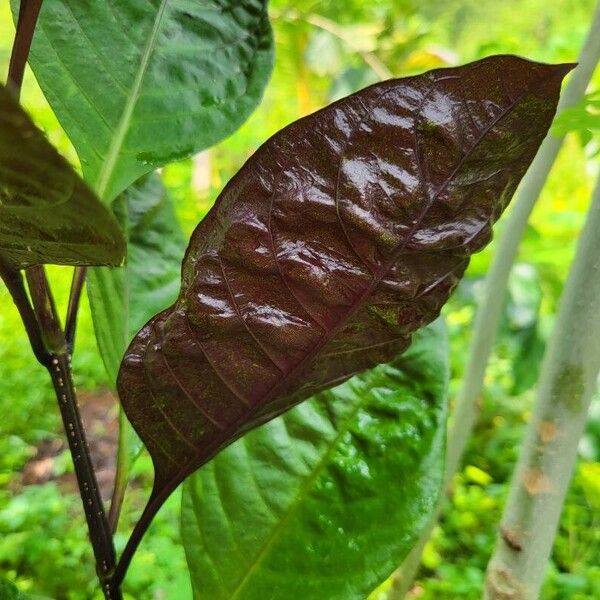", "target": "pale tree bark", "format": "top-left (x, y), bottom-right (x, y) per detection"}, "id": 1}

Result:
top-left (485, 173), bottom-right (600, 600)
top-left (384, 4), bottom-right (600, 597)
top-left (191, 150), bottom-right (212, 195)
top-left (445, 0), bottom-right (600, 496)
